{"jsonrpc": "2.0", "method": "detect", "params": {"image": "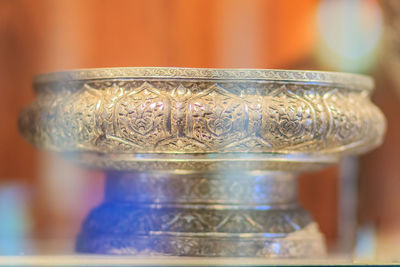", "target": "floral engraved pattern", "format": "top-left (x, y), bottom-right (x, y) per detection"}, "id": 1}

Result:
top-left (322, 90), bottom-right (371, 151)
top-left (262, 89), bottom-right (315, 150)
top-left (81, 203), bottom-right (311, 234)
top-left (187, 85), bottom-right (247, 149)
top-left (278, 113), bottom-right (304, 138)
top-left (115, 83), bottom-right (170, 149)
top-left (47, 88), bottom-right (99, 149)
top-left (19, 68), bottom-right (386, 158)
